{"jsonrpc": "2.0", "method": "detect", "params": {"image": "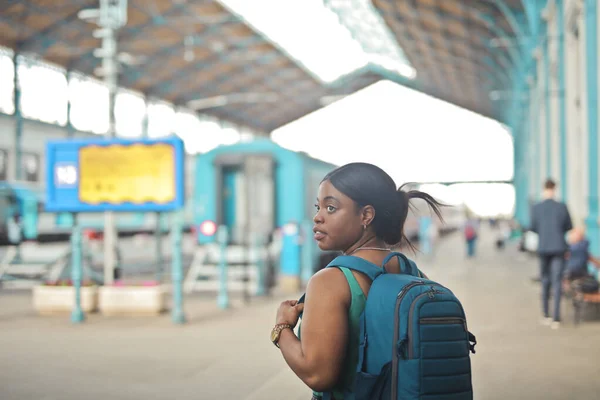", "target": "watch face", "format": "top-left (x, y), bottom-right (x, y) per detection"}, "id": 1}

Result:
top-left (270, 328), bottom-right (279, 343)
